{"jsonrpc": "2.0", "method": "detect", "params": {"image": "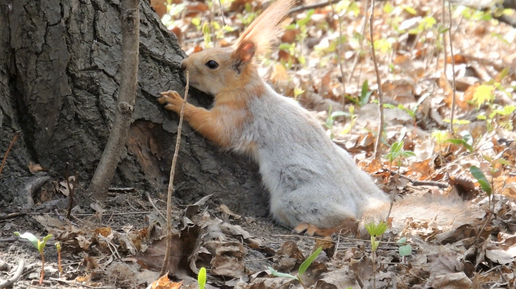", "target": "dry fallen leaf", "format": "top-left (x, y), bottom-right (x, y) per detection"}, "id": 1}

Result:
top-left (28, 161), bottom-right (44, 173)
top-left (149, 274), bottom-right (183, 289)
